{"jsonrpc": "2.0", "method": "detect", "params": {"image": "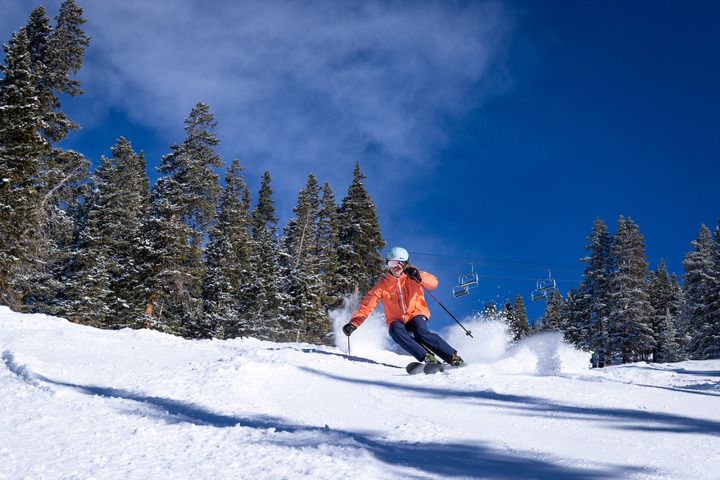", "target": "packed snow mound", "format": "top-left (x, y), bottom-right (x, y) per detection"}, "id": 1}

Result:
top-left (3, 306), bottom-right (720, 479)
